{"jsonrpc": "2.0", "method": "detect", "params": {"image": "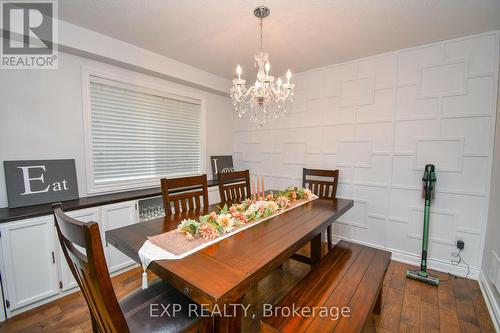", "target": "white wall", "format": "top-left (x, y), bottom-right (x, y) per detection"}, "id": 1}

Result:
top-left (480, 73), bottom-right (500, 329)
top-left (0, 50), bottom-right (234, 208)
top-left (233, 31), bottom-right (499, 278)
